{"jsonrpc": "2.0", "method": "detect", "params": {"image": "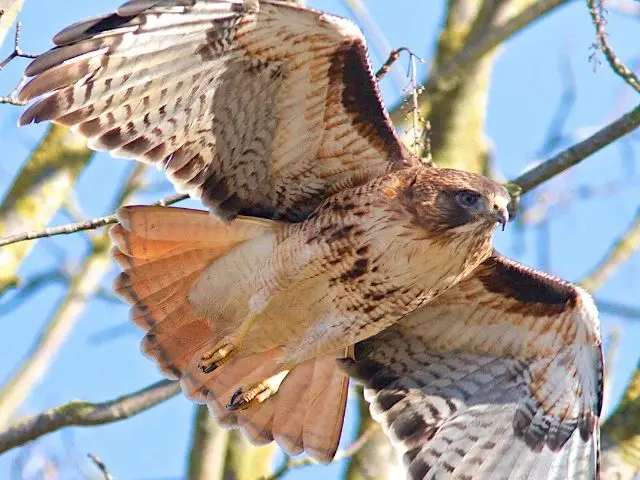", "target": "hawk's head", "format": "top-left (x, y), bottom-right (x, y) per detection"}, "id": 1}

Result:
top-left (398, 167), bottom-right (510, 235)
